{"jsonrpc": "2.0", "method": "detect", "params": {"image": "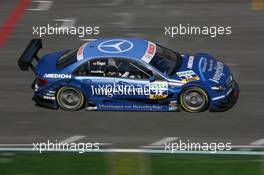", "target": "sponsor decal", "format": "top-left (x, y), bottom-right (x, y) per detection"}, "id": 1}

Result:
top-left (176, 70), bottom-right (200, 83)
top-left (90, 70), bottom-right (104, 74)
top-left (43, 96), bottom-right (55, 100)
top-left (91, 81), bottom-right (168, 99)
top-left (208, 59), bottom-right (214, 71)
top-left (98, 39), bottom-right (133, 53)
top-left (98, 104), bottom-right (164, 111)
top-left (43, 91), bottom-right (55, 100)
top-left (35, 83), bottom-right (39, 92)
top-left (187, 56), bottom-right (194, 69)
top-left (141, 41), bottom-right (156, 63)
top-left (77, 43), bottom-right (88, 61)
top-left (202, 58), bottom-right (208, 72)
top-left (169, 101), bottom-right (178, 111)
top-left (91, 83), bottom-right (149, 97)
top-left (44, 73), bottom-right (71, 79)
top-left (212, 61), bottom-right (224, 81)
top-left (92, 61), bottom-right (106, 66)
top-left (147, 42), bottom-right (156, 55)
top-left (149, 81), bottom-right (168, 99)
